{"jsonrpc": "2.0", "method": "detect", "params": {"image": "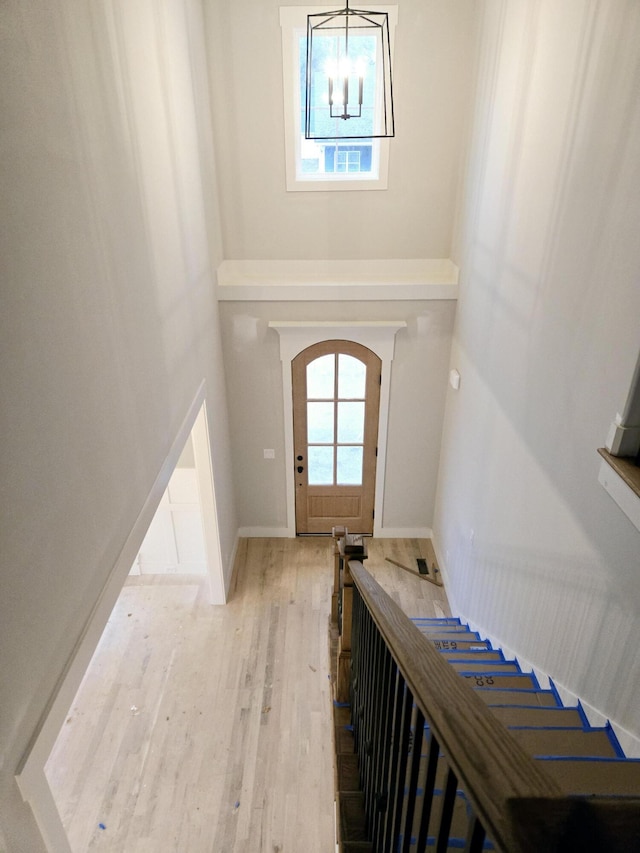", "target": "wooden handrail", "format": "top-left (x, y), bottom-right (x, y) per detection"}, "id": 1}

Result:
top-left (347, 560), bottom-right (632, 852)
